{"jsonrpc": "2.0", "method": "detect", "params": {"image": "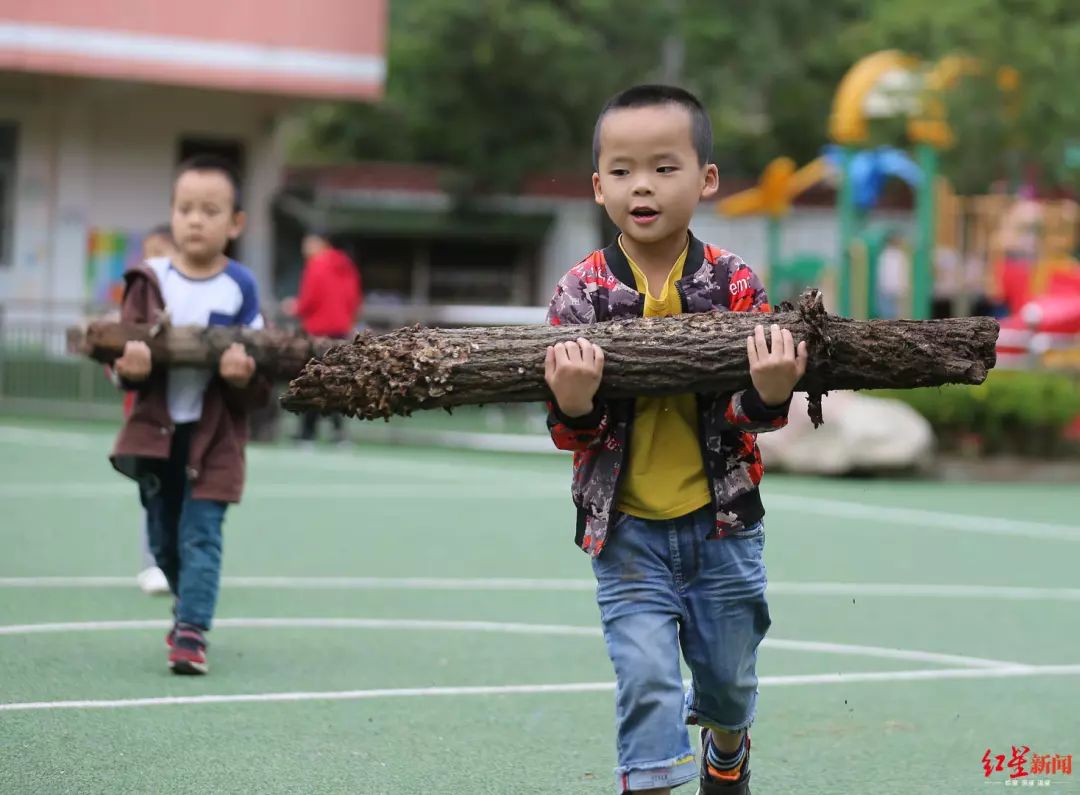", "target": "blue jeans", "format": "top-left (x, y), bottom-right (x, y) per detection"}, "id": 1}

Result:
top-left (592, 506), bottom-right (771, 793)
top-left (140, 423), bottom-right (227, 630)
